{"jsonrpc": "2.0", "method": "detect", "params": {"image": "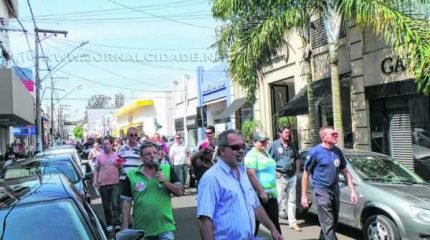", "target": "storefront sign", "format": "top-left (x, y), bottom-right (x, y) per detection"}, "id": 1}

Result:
top-left (381, 57), bottom-right (406, 75)
top-left (202, 79), bottom-right (227, 96)
top-left (186, 115), bottom-right (198, 129)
